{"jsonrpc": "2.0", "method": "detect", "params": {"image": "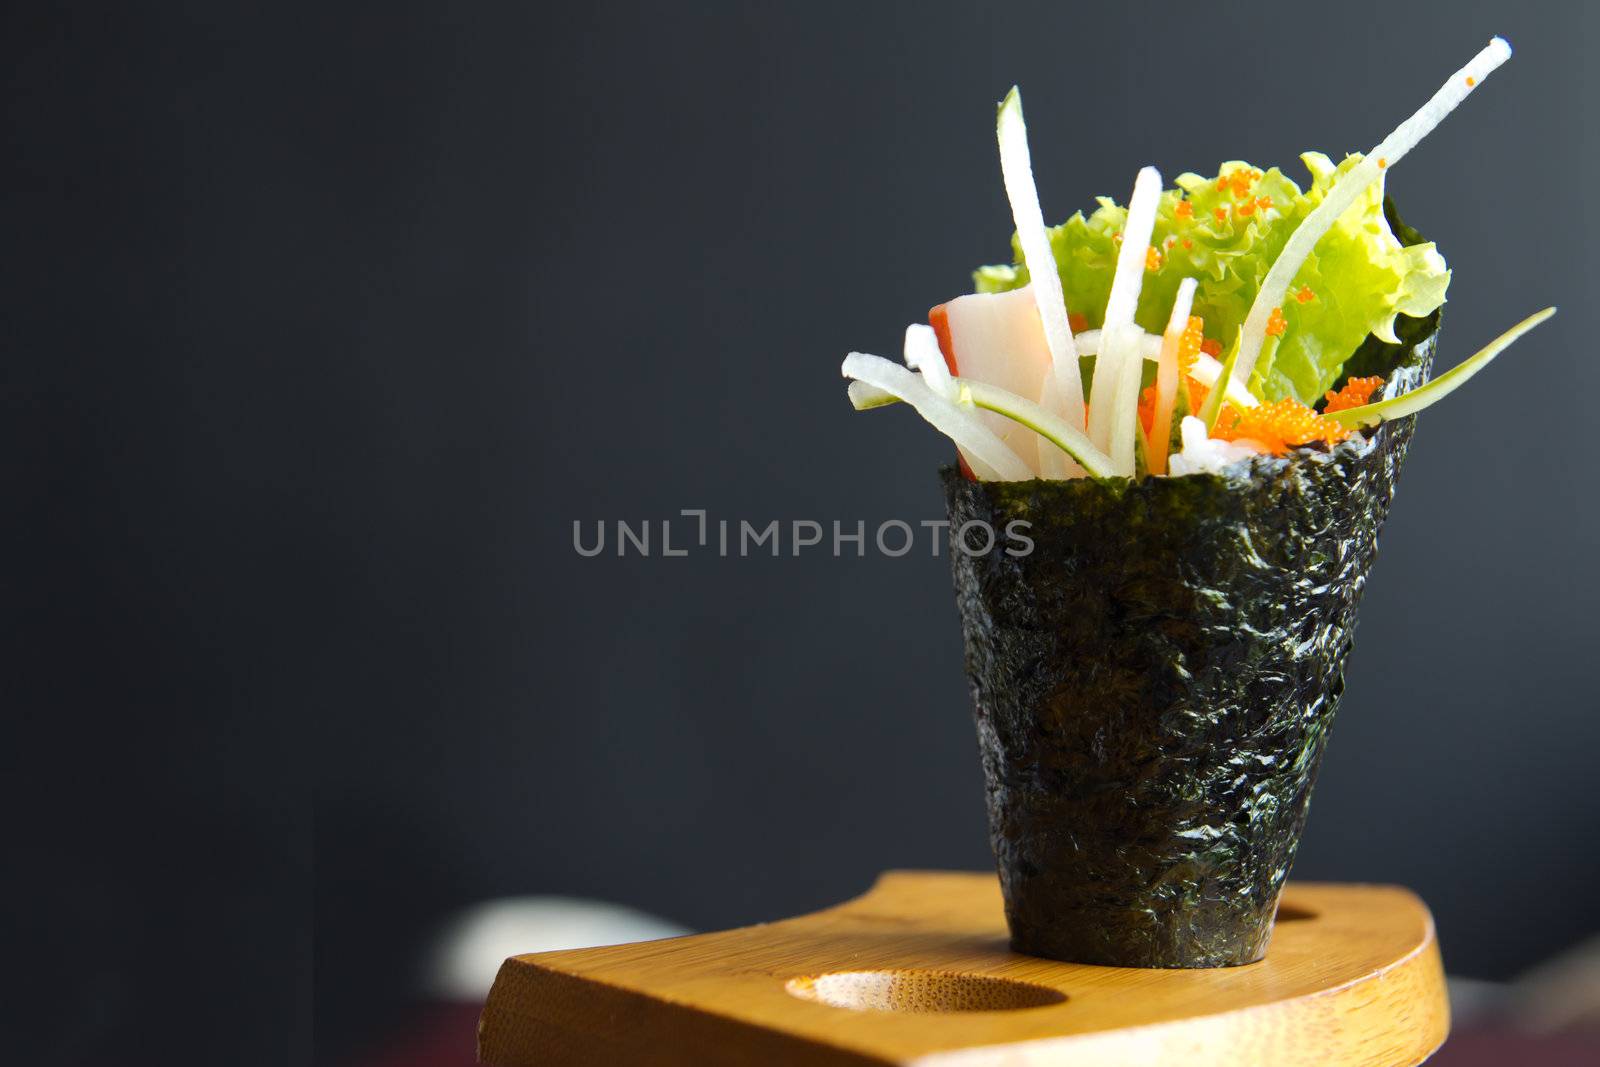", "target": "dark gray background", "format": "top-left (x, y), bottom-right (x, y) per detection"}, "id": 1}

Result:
top-left (4, 2), bottom-right (1594, 1064)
